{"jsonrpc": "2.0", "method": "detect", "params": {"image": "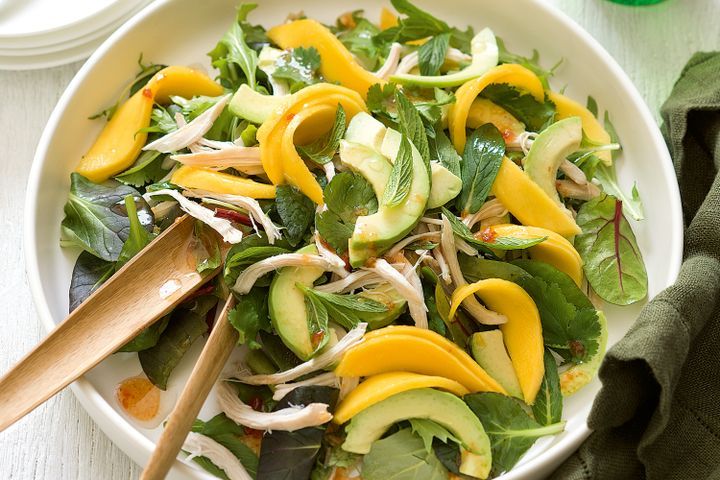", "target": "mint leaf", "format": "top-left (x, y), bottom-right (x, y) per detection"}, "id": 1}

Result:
top-left (531, 350), bottom-right (563, 426)
top-left (418, 33), bottom-right (451, 76)
top-left (298, 104), bottom-right (346, 165)
top-left (362, 428), bottom-right (448, 480)
top-left (395, 90), bottom-right (430, 167)
top-left (409, 418), bottom-right (463, 453)
top-left (456, 124), bottom-right (505, 215)
top-left (190, 413), bottom-right (259, 478)
top-left (428, 124), bottom-right (461, 177)
top-left (382, 135), bottom-right (415, 207)
top-left (575, 194), bottom-right (648, 305)
top-left (303, 289), bottom-right (330, 353)
top-left (298, 286), bottom-right (389, 330)
top-left (229, 287), bottom-right (270, 349)
top-left (275, 185), bottom-right (314, 246)
top-left (208, 3), bottom-right (262, 89)
top-left (223, 233), bottom-right (290, 286)
top-left (273, 46), bottom-right (322, 92)
top-left (480, 83), bottom-right (556, 132)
